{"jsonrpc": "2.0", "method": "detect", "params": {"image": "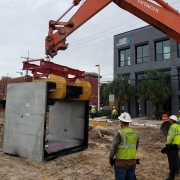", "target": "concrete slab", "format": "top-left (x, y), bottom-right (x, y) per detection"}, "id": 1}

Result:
top-left (3, 82), bottom-right (47, 162)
